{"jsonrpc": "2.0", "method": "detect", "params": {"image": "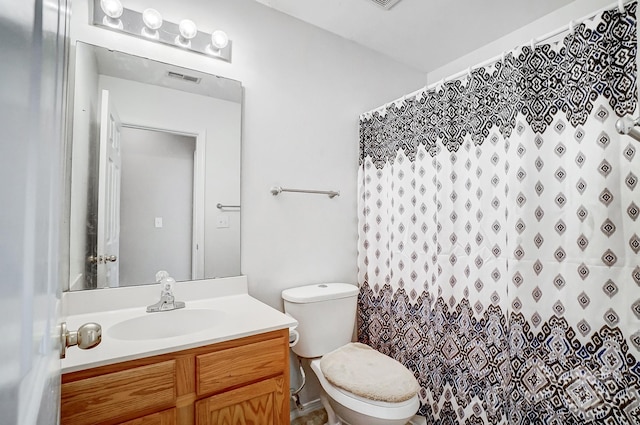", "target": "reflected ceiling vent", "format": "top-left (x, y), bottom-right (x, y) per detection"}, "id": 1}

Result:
top-left (167, 71), bottom-right (201, 83)
top-left (367, 0), bottom-right (402, 10)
